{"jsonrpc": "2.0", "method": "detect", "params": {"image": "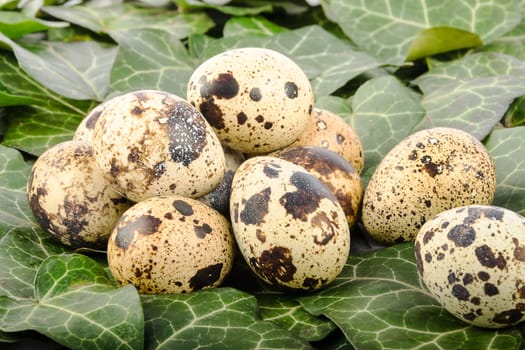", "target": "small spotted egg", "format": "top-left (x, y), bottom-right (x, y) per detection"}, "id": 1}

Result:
top-left (273, 145), bottom-right (363, 227)
top-left (26, 141), bottom-right (131, 249)
top-left (230, 156), bottom-right (350, 291)
top-left (362, 127), bottom-right (496, 245)
top-left (107, 195), bottom-right (235, 294)
top-left (91, 90), bottom-right (226, 202)
top-left (186, 47), bottom-right (314, 154)
top-left (73, 98), bottom-right (111, 143)
top-left (198, 146), bottom-right (245, 217)
top-left (415, 205), bottom-right (525, 328)
top-left (291, 107), bottom-right (364, 174)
